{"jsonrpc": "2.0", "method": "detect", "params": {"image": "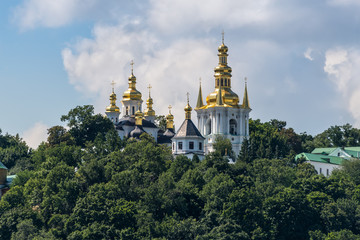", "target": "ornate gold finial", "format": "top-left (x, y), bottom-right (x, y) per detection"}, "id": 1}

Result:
top-left (185, 92), bottom-right (192, 120)
top-left (245, 77), bottom-right (247, 85)
top-left (106, 80), bottom-right (120, 112)
top-left (166, 105), bottom-right (174, 129)
top-left (130, 60), bottom-right (134, 75)
top-left (222, 30), bottom-right (225, 44)
top-left (147, 84), bottom-right (152, 97)
top-left (144, 84), bottom-right (155, 117)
